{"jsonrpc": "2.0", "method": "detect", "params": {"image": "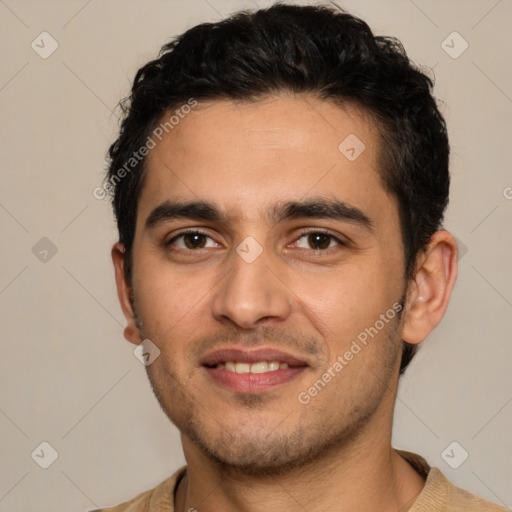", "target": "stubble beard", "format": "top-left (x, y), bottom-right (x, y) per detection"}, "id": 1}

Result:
top-left (142, 318), bottom-right (403, 478)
